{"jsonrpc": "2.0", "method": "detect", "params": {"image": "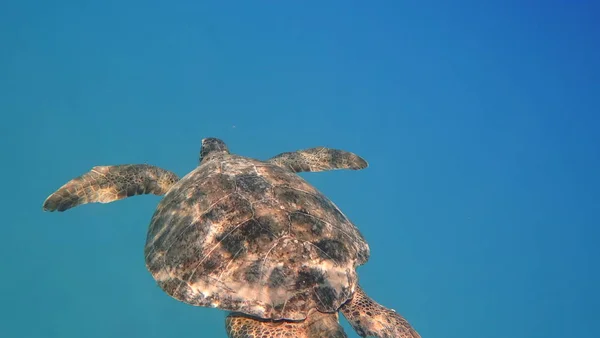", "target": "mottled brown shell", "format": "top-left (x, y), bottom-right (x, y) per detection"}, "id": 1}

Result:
top-left (144, 154), bottom-right (370, 321)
